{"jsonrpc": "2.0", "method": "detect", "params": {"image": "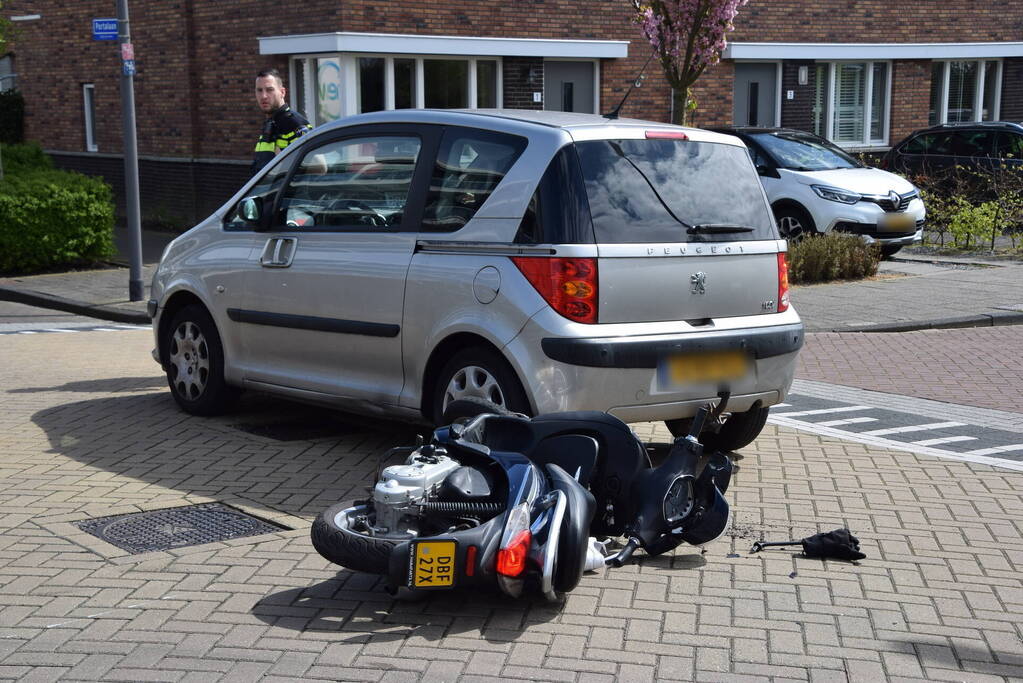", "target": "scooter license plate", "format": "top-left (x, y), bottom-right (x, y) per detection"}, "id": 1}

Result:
top-left (661, 350), bottom-right (750, 387)
top-left (409, 540), bottom-right (457, 589)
